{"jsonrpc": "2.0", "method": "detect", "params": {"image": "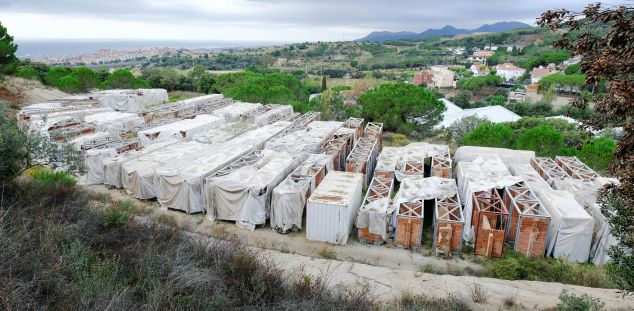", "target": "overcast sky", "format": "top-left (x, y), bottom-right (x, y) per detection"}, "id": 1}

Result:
top-left (0, 0), bottom-right (626, 42)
